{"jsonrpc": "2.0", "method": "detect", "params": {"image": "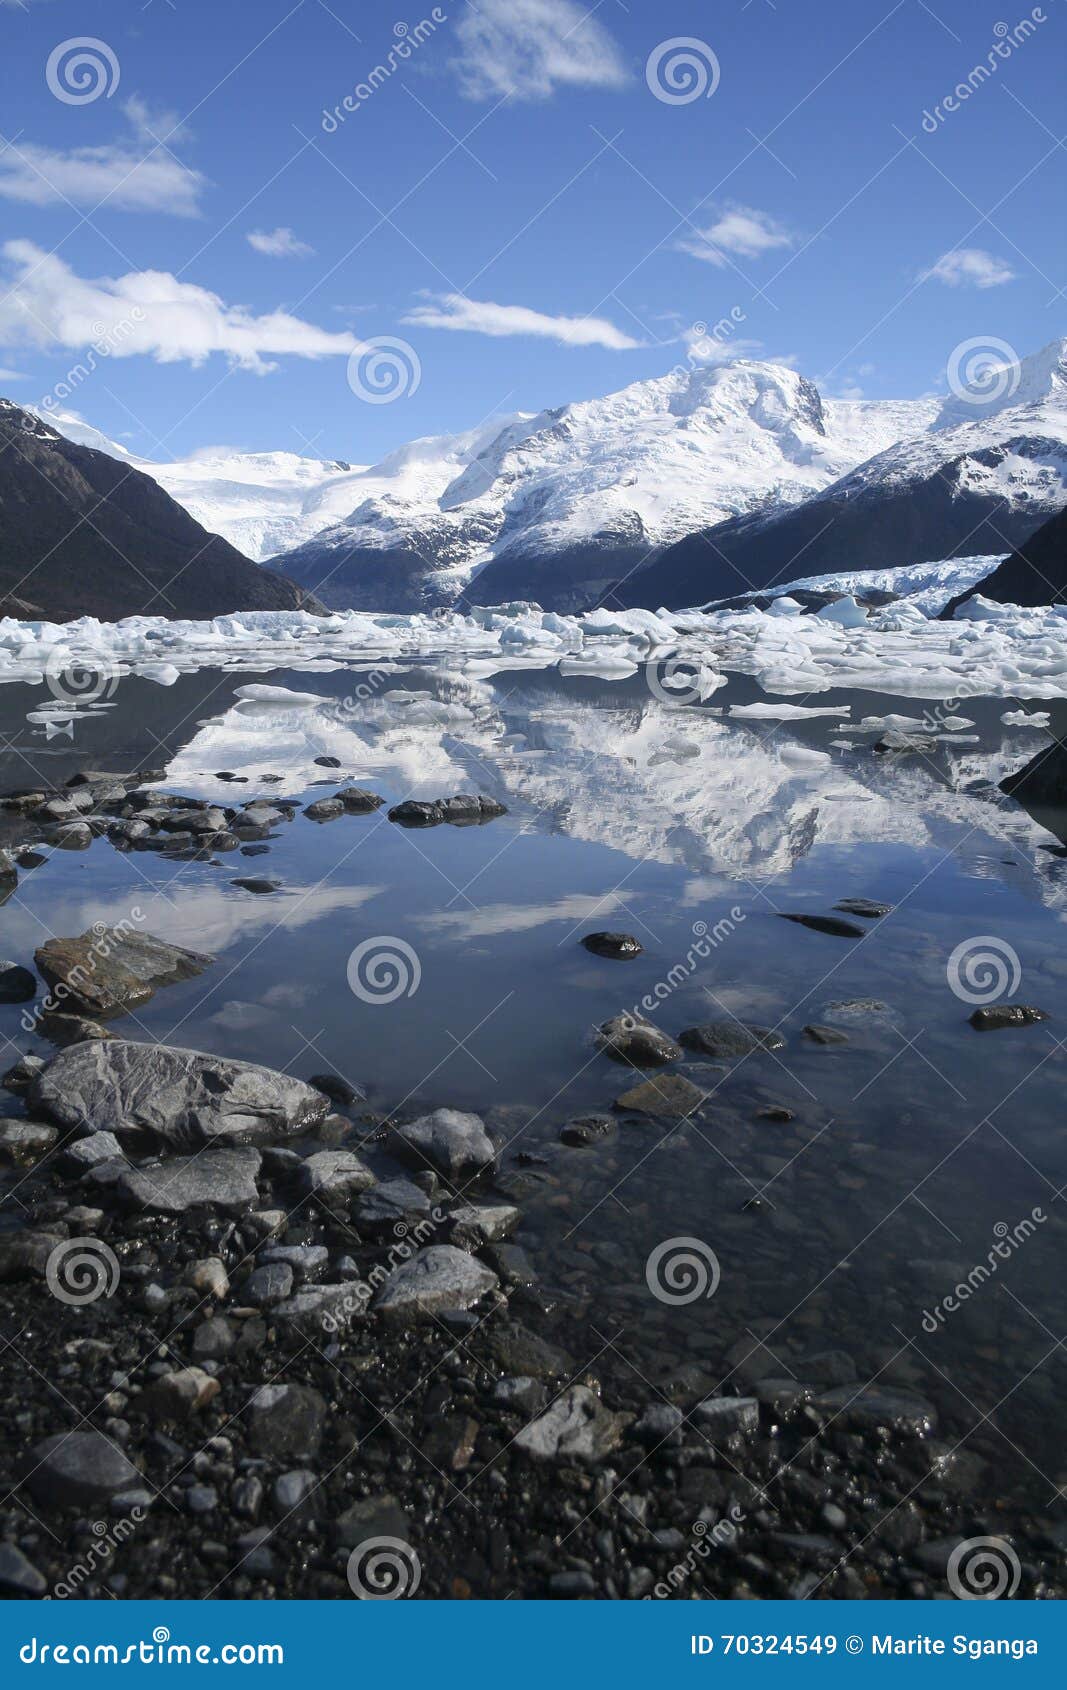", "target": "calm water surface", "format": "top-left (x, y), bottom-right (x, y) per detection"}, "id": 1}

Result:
top-left (2, 657), bottom-right (1066, 1515)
